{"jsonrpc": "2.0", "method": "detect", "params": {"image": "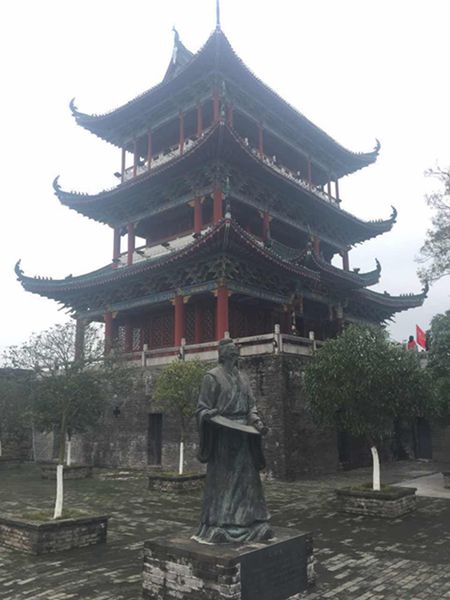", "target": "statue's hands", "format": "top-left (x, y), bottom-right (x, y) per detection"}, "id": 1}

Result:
top-left (255, 420), bottom-right (269, 436)
top-left (204, 408), bottom-right (219, 421)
